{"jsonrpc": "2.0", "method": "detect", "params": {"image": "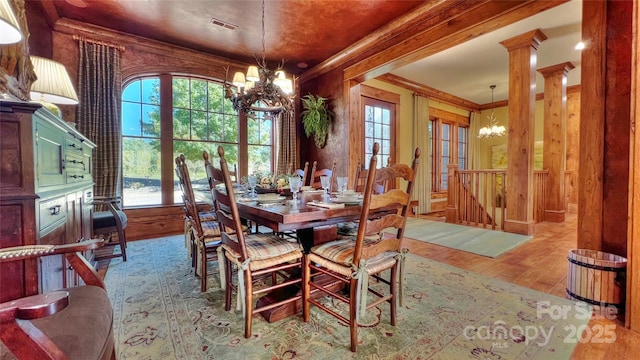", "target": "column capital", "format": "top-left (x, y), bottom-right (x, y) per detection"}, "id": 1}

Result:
top-left (500, 29), bottom-right (548, 51)
top-left (538, 62), bottom-right (576, 77)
